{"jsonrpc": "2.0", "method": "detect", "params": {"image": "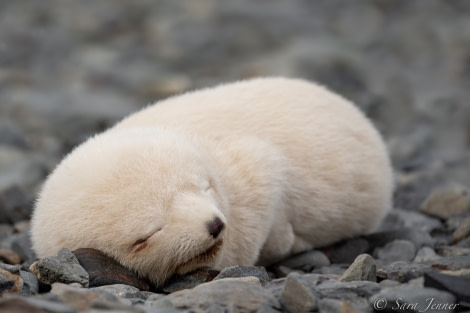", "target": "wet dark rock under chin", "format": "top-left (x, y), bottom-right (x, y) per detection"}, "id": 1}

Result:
top-left (1, 0), bottom-right (470, 312)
